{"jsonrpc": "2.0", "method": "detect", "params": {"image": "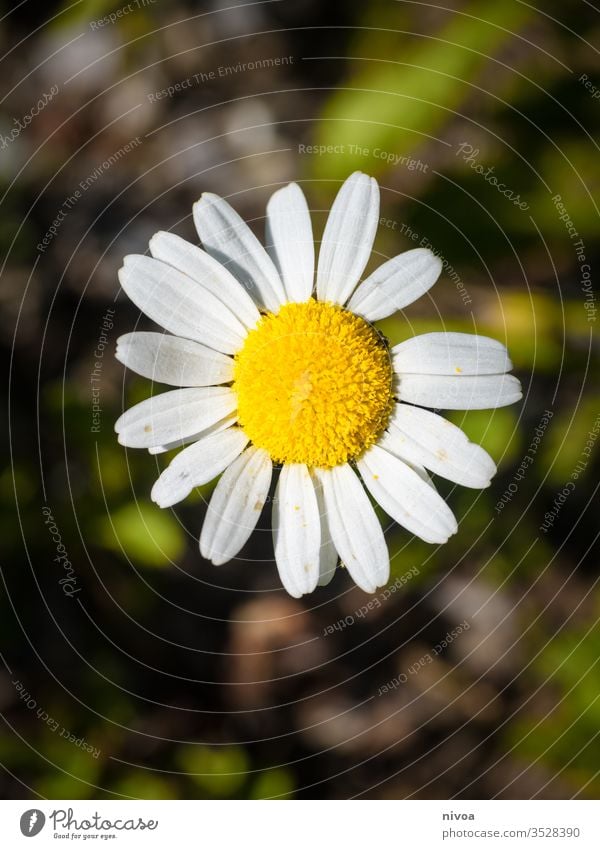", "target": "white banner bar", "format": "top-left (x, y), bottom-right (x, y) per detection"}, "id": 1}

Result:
top-left (1, 800), bottom-right (599, 848)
